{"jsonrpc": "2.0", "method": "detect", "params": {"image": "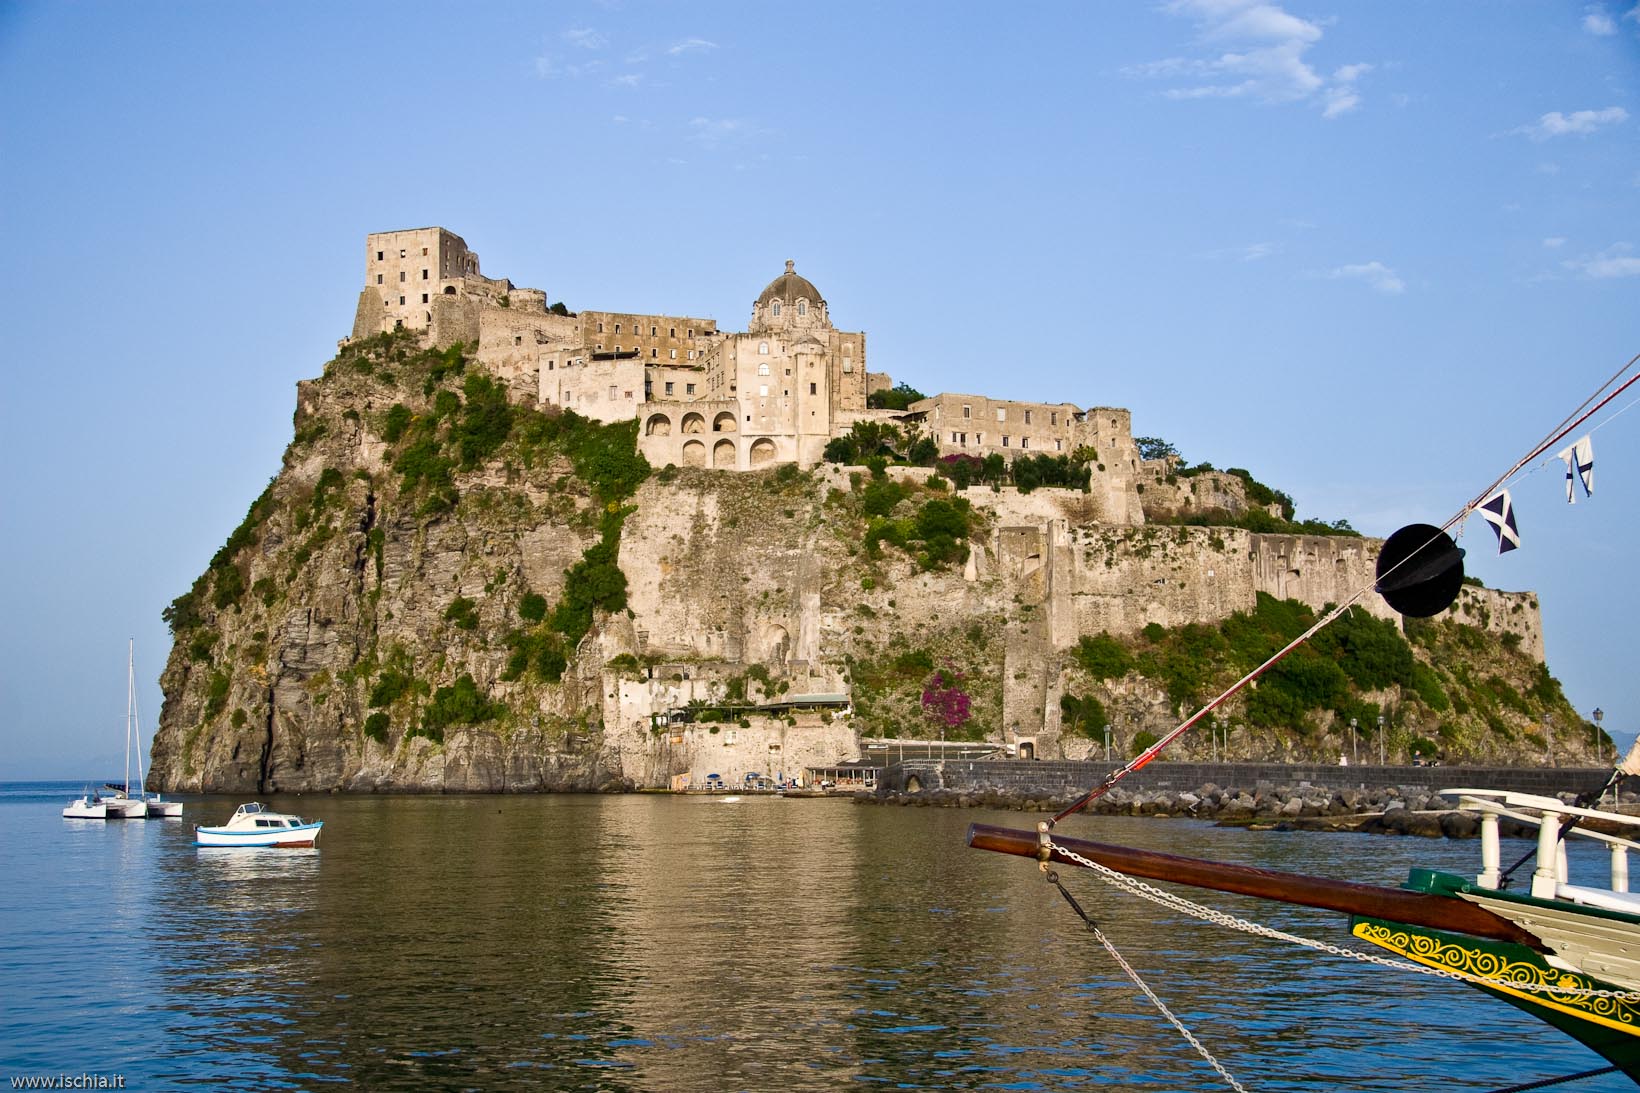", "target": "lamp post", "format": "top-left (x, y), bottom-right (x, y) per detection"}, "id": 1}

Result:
top-left (1103, 723), bottom-right (1111, 762)
top-left (1350, 717), bottom-right (1358, 766)
top-left (1543, 713), bottom-right (1552, 766)
top-left (1377, 713), bottom-right (1385, 765)
top-left (1212, 717), bottom-right (1219, 762)
top-left (1594, 707), bottom-right (1604, 762)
